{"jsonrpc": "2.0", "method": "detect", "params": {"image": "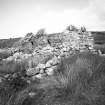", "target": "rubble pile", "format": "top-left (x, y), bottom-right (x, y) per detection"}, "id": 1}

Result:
top-left (0, 25), bottom-right (95, 80)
